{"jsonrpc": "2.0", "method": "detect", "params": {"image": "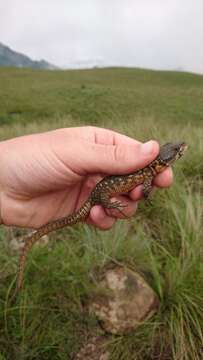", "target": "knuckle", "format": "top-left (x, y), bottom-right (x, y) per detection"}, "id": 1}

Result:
top-left (113, 145), bottom-right (126, 163)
